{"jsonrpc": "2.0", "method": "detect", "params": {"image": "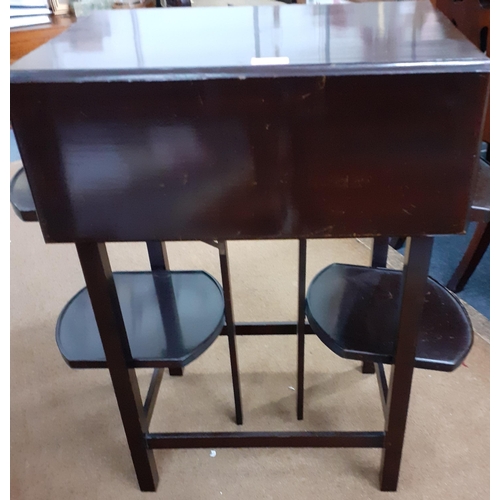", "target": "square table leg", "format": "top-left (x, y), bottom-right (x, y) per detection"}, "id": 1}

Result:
top-left (380, 236), bottom-right (433, 491)
top-left (76, 242), bottom-right (159, 492)
top-left (146, 241), bottom-right (184, 377)
top-left (362, 237), bottom-right (390, 374)
top-left (218, 241), bottom-right (243, 426)
top-left (296, 239), bottom-right (307, 420)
